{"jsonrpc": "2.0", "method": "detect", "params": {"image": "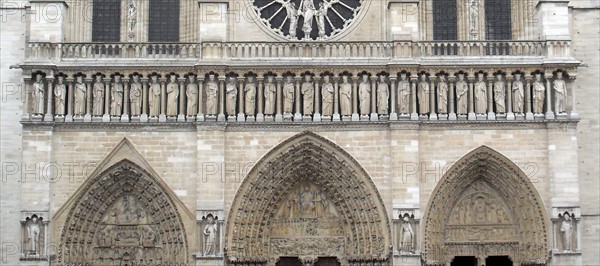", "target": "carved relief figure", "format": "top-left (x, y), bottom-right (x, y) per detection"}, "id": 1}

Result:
top-left (74, 75), bottom-right (87, 116)
top-left (283, 76), bottom-right (295, 114)
top-left (494, 74), bottom-right (506, 113)
top-left (55, 76), bottom-right (66, 116)
top-left (301, 75), bottom-right (314, 115)
top-left (456, 74), bottom-right (468, 115)
top-left (226, 77), bottom-right (237, 115)
top-left (399, 217), bottom-right (414, 253)
top-left (130, 74), bottom-right (142, 116)
top-left (27, 216), bottom-right (41, 255)
top-left (553, 71), bottom-right (567, 114)
top-left (359, 74), bottom-right (370, 115)
top-left (166, 75), bottom-right (179, 116)
top-left (186, 75), bottom-right (198, 116)
top-left (149, 75), bottom-right (161, 117)
top-left (264, 75), bottom-right (276, 115)
top-left (242, 76), bottom-right (256, 115)
top-left (398, 73), bottom-right (410, 114)
top-left (284, 0), bottom-right (298, 39)
top-left (32, 74), bottom-right (45, 115)
top-left (532, 74), bottom-right (545, 114)
top-left (339, 75), bottom-right (352, 116)
top-left (512, 73), bottom-right (524, 113)
top-left (321, 75), bottom-right (334, 116)
top-left (203, 215), bottom-right (218, 256)
top-left (92, 76), bottom-right (104, 116)
top-left (560, 212), bottom-right (573, 251)
top-left (474, 73), bottom-right (487, 114)
top-left (437, 75), bottom-right (448, 114)
top-left (110, 75), bottom-right (124, 116)
top-left (377, 75), bottom-right (389, 115)
top-left (206, 74), bottom-right (218, 116)
top-left (418, 74), bottom-right (429, 114)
